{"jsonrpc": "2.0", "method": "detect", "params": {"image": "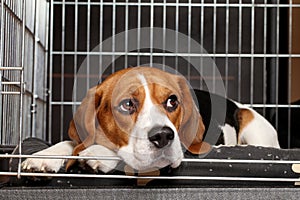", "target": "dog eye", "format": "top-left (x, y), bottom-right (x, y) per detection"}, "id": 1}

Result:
top-left (118, 99), bottom-right (138, 115)
top-left (164, 95), bottom-right (178, 112)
